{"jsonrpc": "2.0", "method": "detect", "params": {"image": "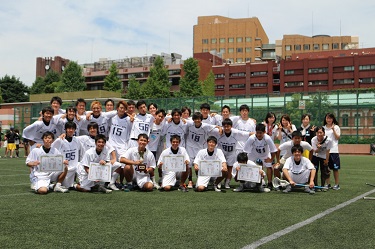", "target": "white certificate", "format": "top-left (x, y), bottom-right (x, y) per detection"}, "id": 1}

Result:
top-left (198, 160), bottom-right (222, 177)
top-left (88, 163), bottom-right (111, 182)
top-left (39, 155), bottom-right (64, 172)
top-left (237, 164), bottom-right (262, 183)
top-left (162, 155), bottom-right (185, 172)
